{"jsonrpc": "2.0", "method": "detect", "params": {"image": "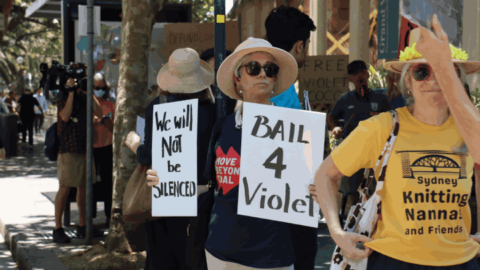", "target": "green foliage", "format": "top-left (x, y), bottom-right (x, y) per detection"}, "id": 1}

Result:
top-left (0, 0), bottom-right (61, 87)
top-left (169, 0), bottom-right (214, 23)
top-left (472, 88), bottom-right (480, 112)
top-left (368, 65), bottom-right (389, 90)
